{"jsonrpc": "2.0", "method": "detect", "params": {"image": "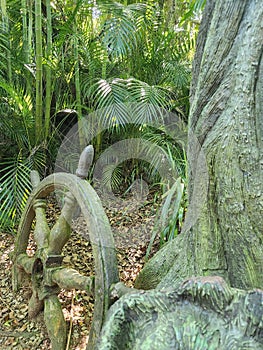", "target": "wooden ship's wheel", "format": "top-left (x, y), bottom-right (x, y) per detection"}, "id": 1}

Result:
top-left (12, 146), bottom-right (119, 349)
